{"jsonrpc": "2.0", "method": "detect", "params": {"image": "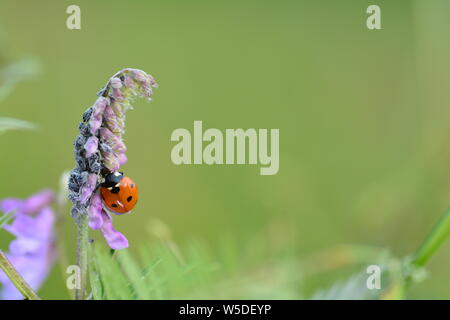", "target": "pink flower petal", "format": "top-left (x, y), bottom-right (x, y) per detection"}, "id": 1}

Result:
top-left (89, 97), bottom-right (109, 135)
top-left (84, 136), bottom-right (99, 158)
top-left (103, 107), bottom-right (123, 134)
top-left (22, 190), bottom-right (55, 214)
top-left (117, 152), bottom-right (128, 166)
top-left (100, 127), bottom-right (126, 154)
top-left (123, 75), bottom-right (135, 89)
top-left (0, 191), bottom-right (56, 300)
top-left (112, 88), bottom-right (124, 101)
top-left (80, 174), bottom-right (98, 205)
top-left (92, 97), bottom-right (109, 117)
top-left (88, 193), bottom-right (103, 230)
top-left (100, 150), bottom-right (120, 172)
top-left (100, 210), bottom-right (128, 250)
top-left (0, 198), bottom-right (22, 213)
